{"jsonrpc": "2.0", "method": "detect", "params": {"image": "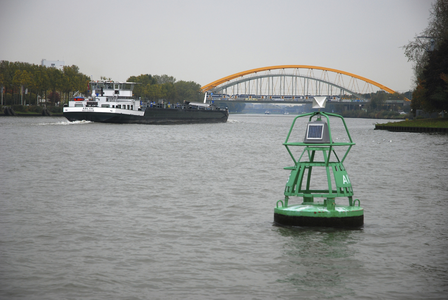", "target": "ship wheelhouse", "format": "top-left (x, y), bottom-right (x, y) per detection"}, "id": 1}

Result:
top-left (90, 81), bottom-right (135, 99)
top-left (66, 81), bottom-right (141, 111)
